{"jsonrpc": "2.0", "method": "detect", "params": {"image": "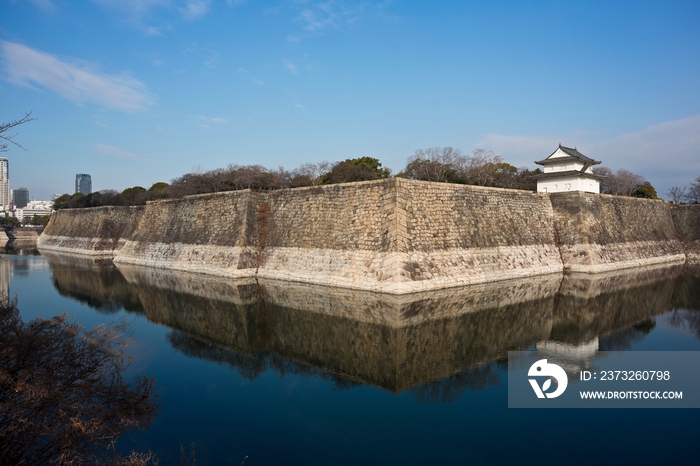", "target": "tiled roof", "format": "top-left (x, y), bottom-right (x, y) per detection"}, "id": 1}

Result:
top-left (534, 144), bottom-right (602, 165)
